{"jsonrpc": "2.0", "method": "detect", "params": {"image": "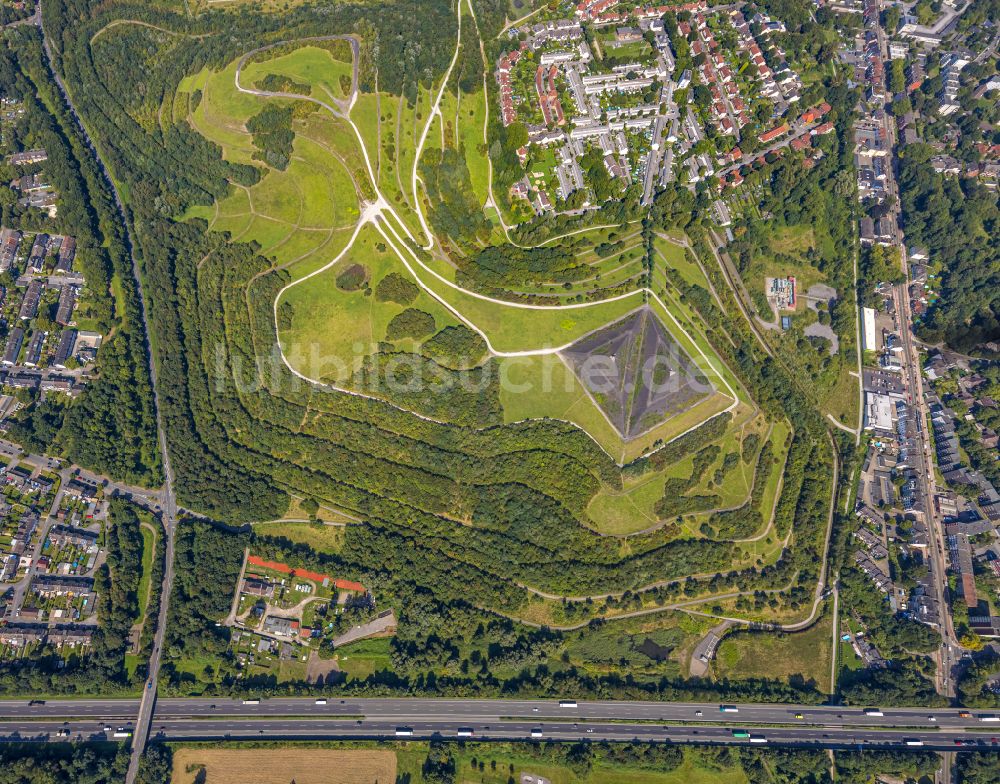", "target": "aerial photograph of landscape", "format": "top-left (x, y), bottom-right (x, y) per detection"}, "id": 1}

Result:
top-left (0, 0), bottom-right (995, 780)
